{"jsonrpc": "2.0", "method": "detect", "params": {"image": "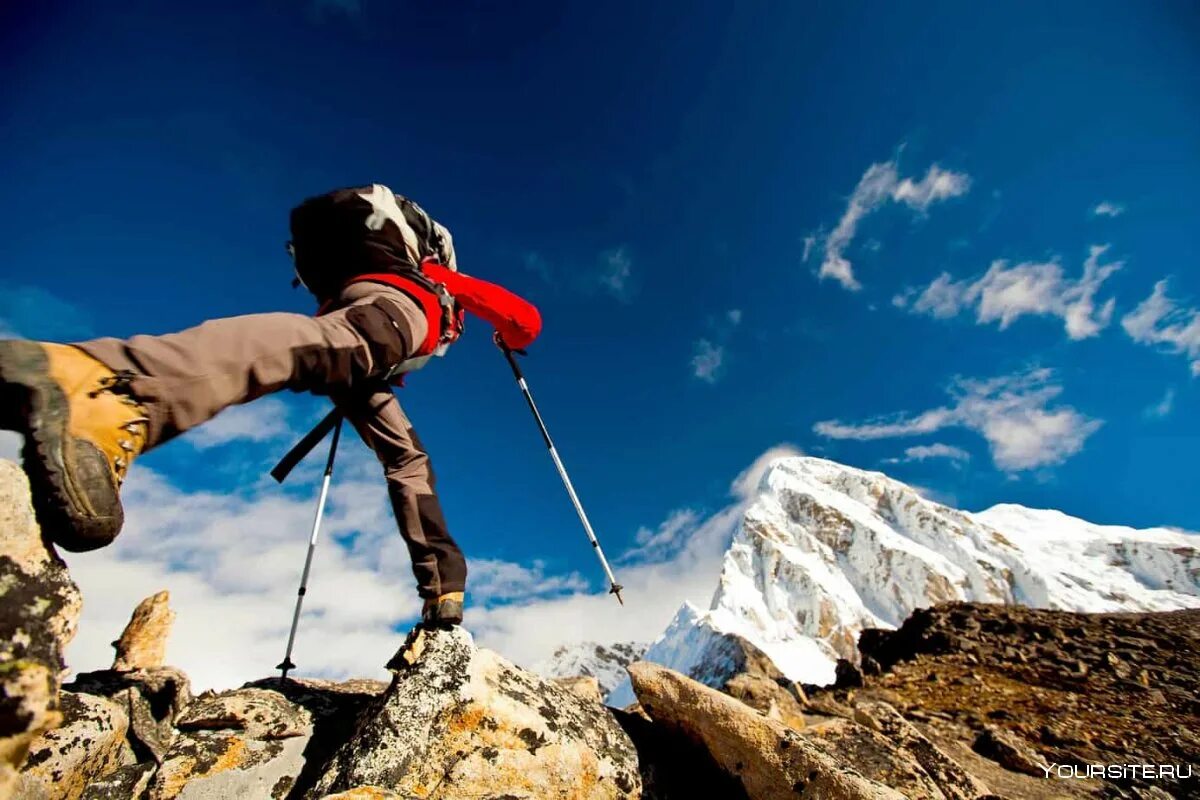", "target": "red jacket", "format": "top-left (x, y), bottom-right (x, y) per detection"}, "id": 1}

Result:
top-left (347, 263), bottom-right (542, 355)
